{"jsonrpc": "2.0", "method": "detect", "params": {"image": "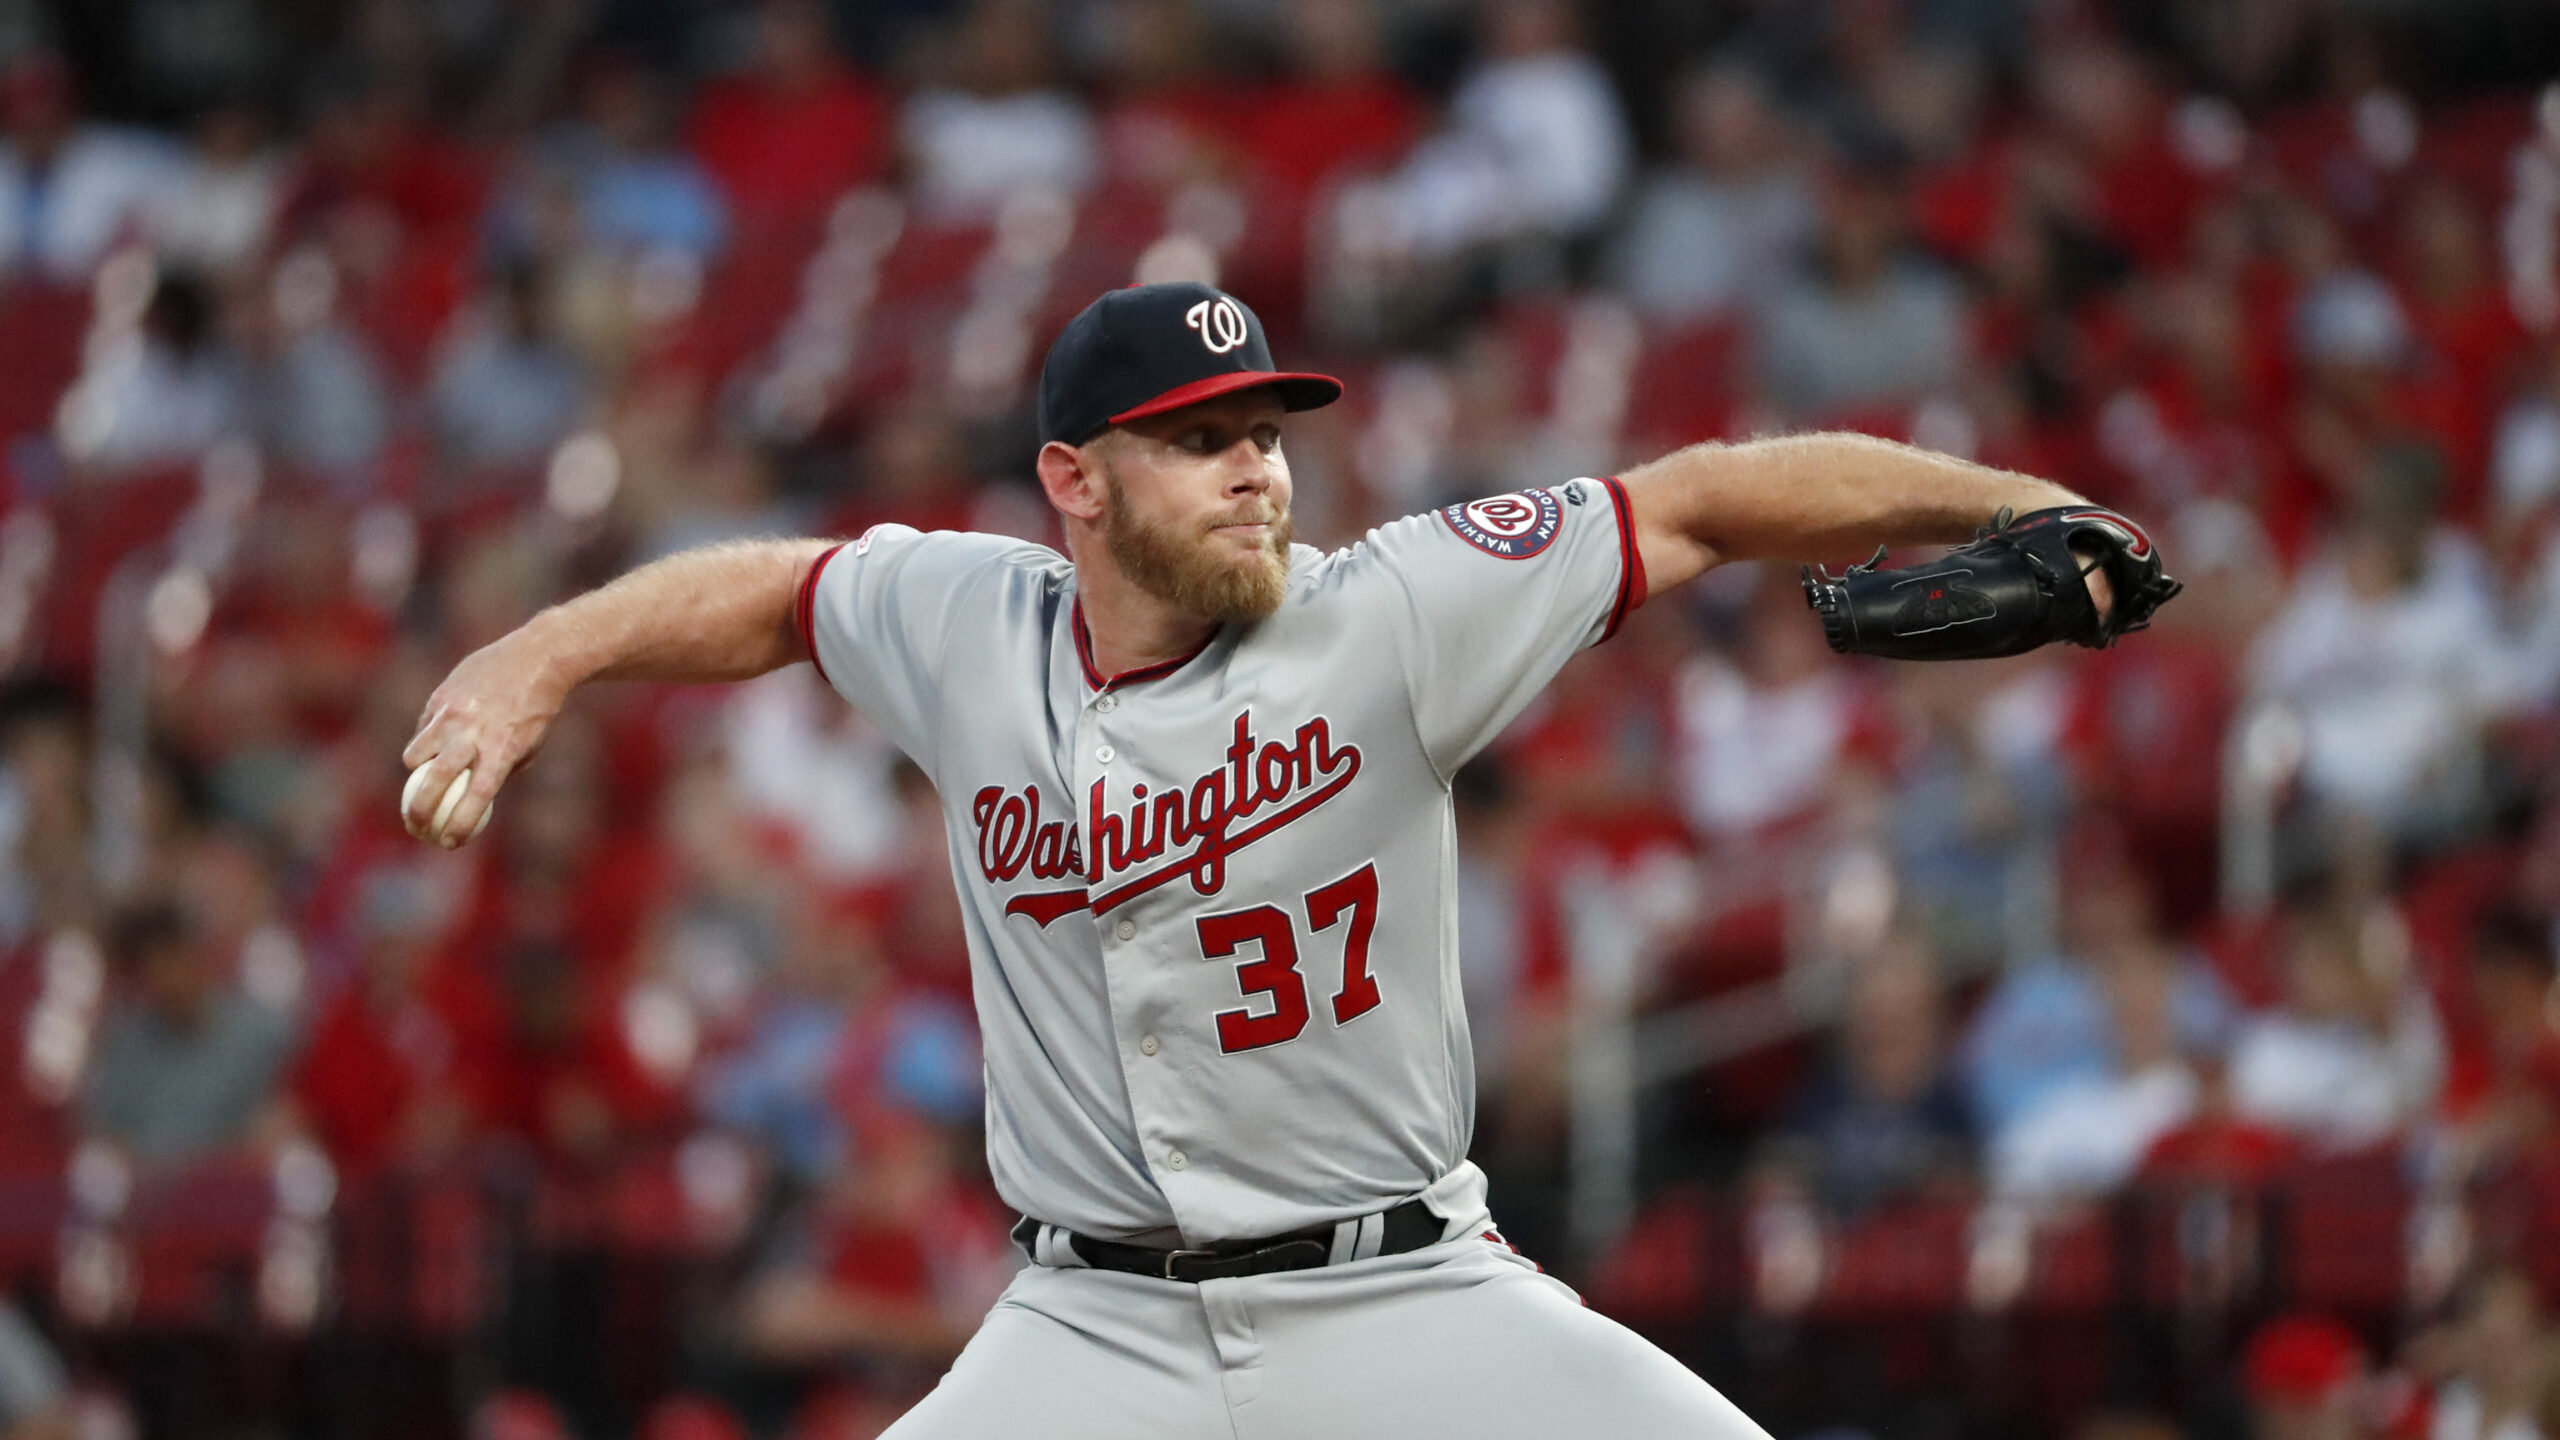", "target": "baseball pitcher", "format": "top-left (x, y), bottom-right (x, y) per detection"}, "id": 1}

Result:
top-left (403, 283), bottom-right (2177, 1438)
